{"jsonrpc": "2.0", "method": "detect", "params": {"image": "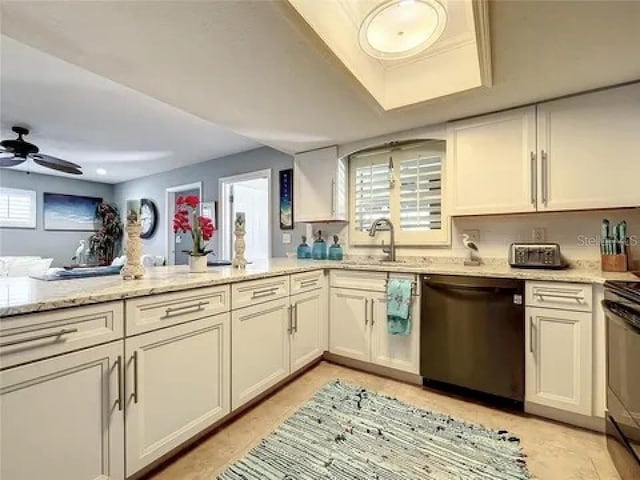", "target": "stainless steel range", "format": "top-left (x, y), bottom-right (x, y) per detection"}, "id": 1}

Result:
top-left (604, 280), bottom-right (640, 480)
